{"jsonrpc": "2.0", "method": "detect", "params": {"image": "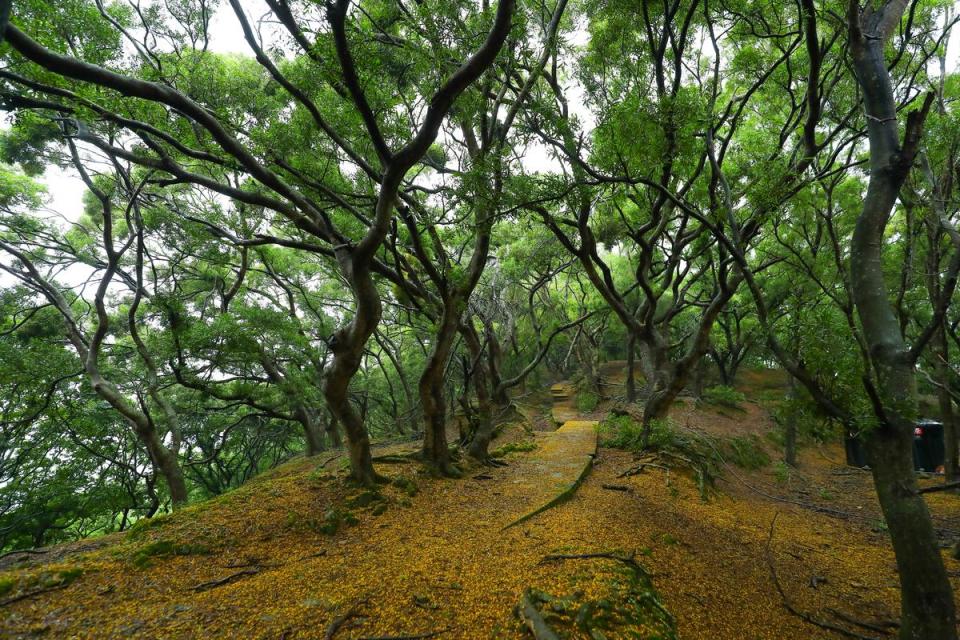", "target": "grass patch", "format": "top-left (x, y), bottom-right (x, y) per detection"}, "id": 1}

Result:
top-left (773, 461), bottom-right (792, 484)
top-left (521, 552), bottom-right (676, 639)
top-left (576, 390), bottom-right (600, 412)
top-left (0, 567), bottom-right (85, 599)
